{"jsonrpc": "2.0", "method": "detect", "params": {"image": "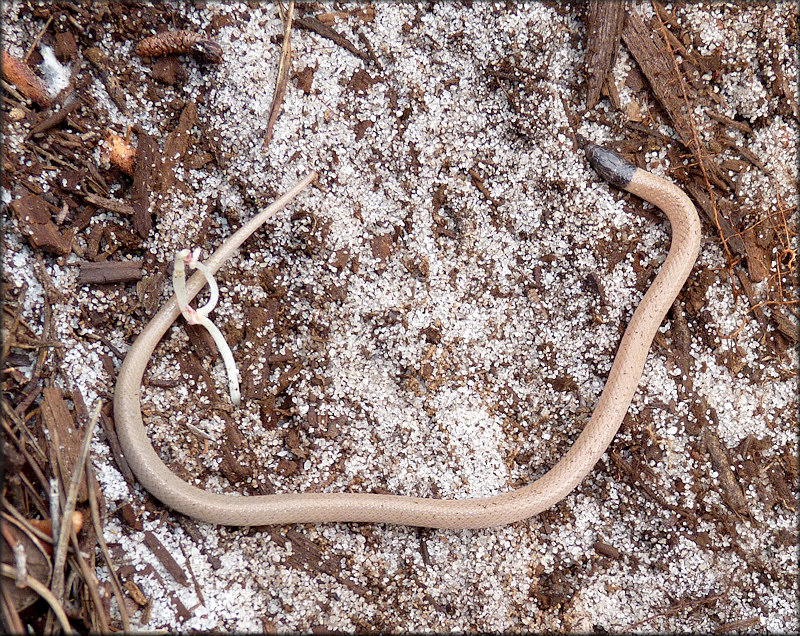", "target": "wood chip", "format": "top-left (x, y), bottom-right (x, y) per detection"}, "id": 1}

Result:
top-left (82, 193), bottom-right (135, 216)
top-left (142, 531), bottom-right (190, 587)
top-left (28, 93), bottom-right (83, 137)
top-left (593, 540), bottom-right (622, 560)
top-left (370, 233), bottom-right (393, 262)
top-left (122, 580), bottom-right (148, 606)
top-left (584, 0), bottom-right (625, 110)
top-left (77, 260), bottom-right (144, 285)
top-left (10, 194), bottom-right (73, 255)
top-left (269, 529), bottom-right (369, 597)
